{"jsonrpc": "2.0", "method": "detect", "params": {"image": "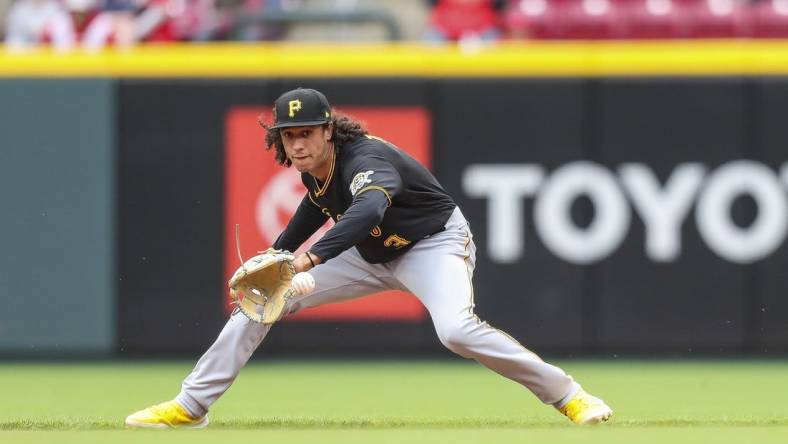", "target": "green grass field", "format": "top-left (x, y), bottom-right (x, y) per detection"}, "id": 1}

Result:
top-left (1, 360), bottom-right (786, 443)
